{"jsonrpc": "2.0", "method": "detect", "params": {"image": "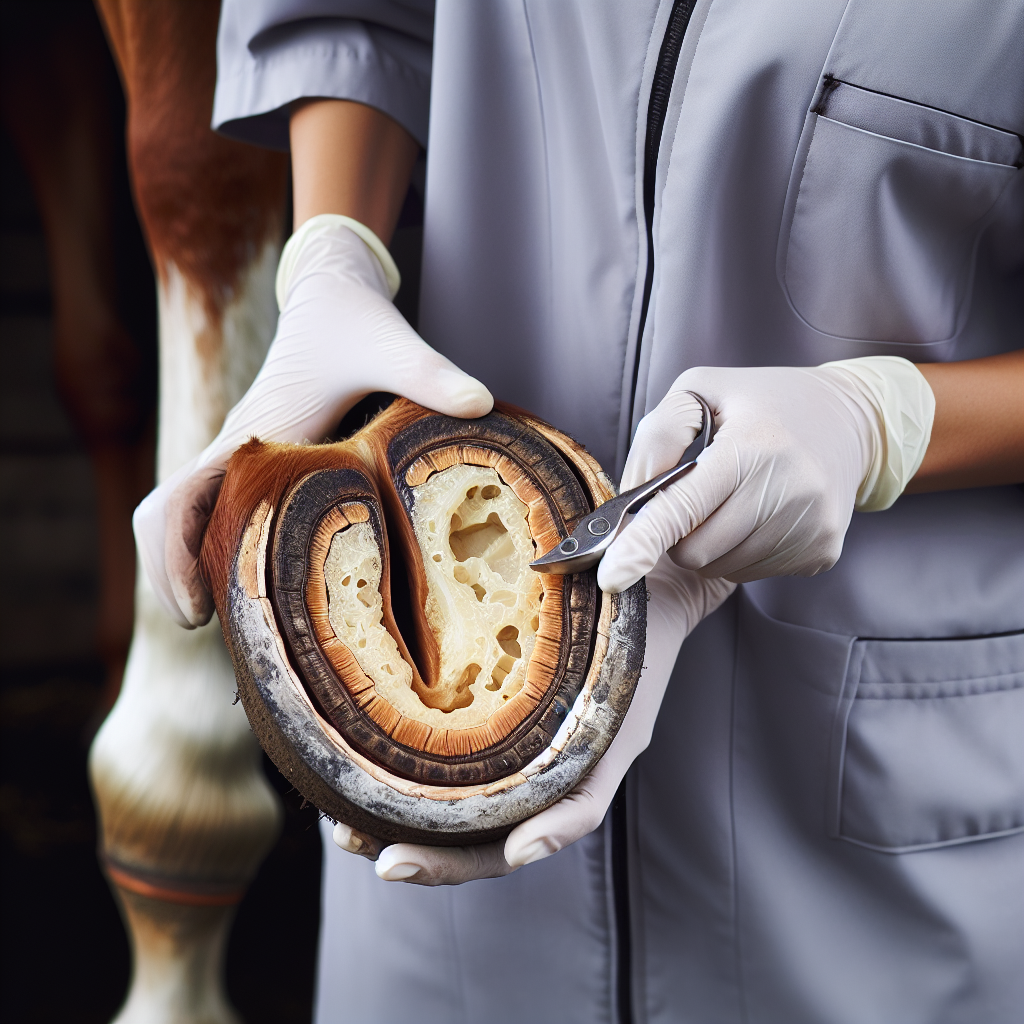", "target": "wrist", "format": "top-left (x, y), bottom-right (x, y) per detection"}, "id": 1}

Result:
top-left (820, 356), bottom-right (936, 511)
top-left (275, 213), bottom-right (402, 310)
